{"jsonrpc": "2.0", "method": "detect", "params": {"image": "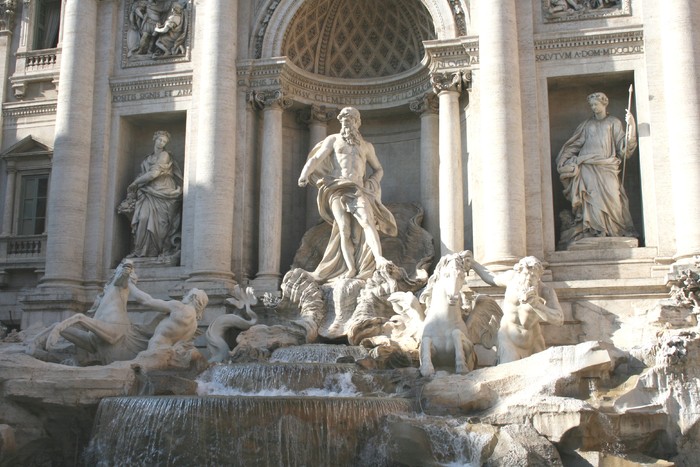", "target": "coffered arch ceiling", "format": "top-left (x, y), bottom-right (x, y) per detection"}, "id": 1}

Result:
top-left (281, 0), bottom-right (437, 79)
